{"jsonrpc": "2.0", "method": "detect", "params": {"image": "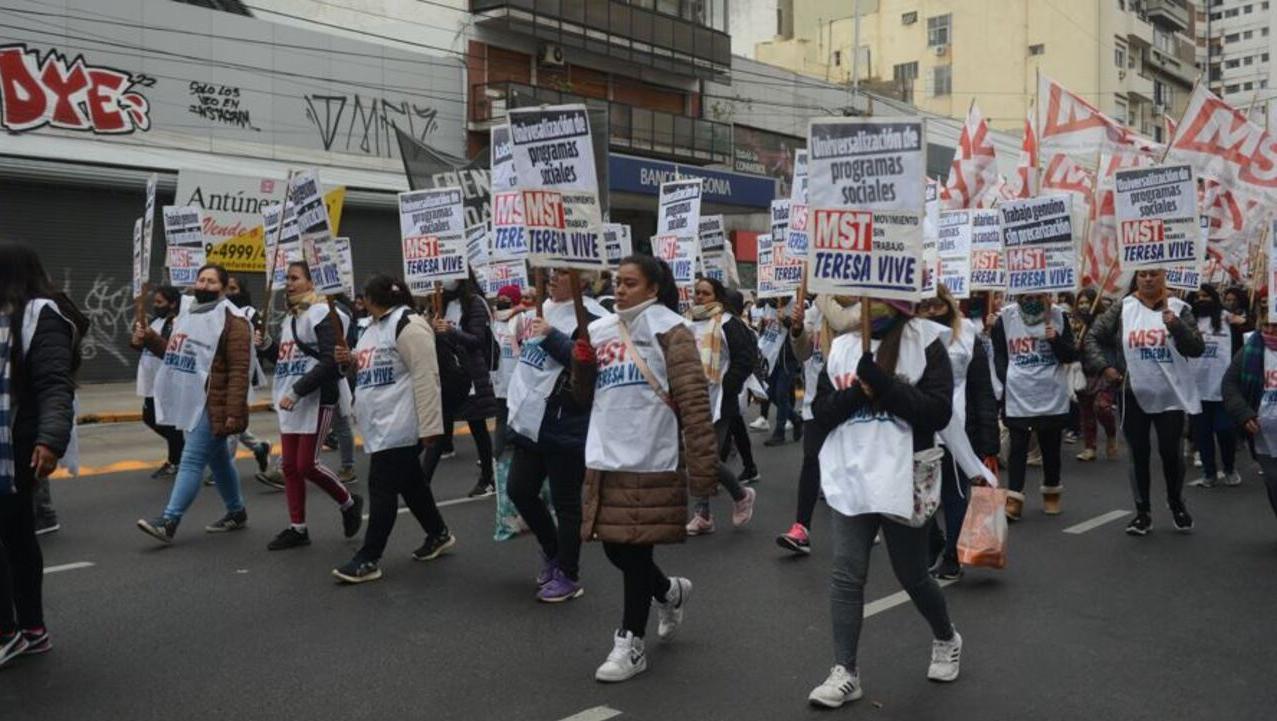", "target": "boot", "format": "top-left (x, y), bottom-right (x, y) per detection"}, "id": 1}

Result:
top-left (1041, 486), bottom-right (1063, 516)
top-left (1005, 491), bottom-right (1025, 522)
